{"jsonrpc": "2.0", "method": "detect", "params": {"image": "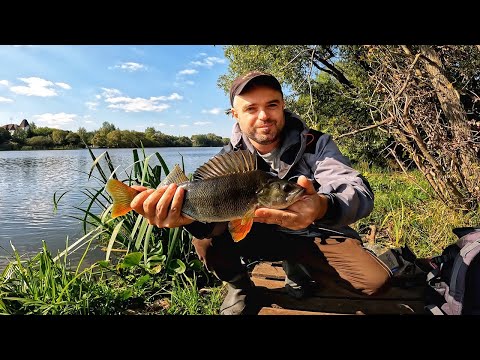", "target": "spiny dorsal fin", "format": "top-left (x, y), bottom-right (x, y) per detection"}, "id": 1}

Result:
top-left (159, 164), bottom-right (190, 187)
top-left (193, 150), bottom-right (257, 181)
